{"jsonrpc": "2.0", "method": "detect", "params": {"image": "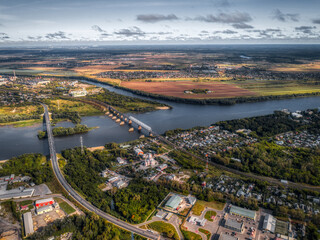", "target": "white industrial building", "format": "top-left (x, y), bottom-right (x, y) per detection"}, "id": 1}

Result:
top-left (0, 187), bottom-right (34, 200)
top-left (263, 214), bottom-right (276, 233)
top-left (23, 212), bottom-right (34, 236)
top-left (36, 205), bottom-right (53, 215)
top-left (187, 216), bottom-right (207, 226)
